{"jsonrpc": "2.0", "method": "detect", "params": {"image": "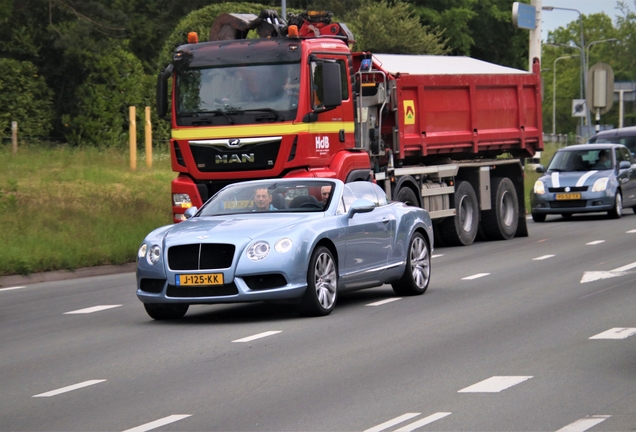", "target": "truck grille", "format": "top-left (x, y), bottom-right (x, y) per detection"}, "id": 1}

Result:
top-left (168, 244), bottom-right (235, 270)
top-left (190, 139), bottom-right (281, 172)
top-left (166, 282), bottom-right (239, 297)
